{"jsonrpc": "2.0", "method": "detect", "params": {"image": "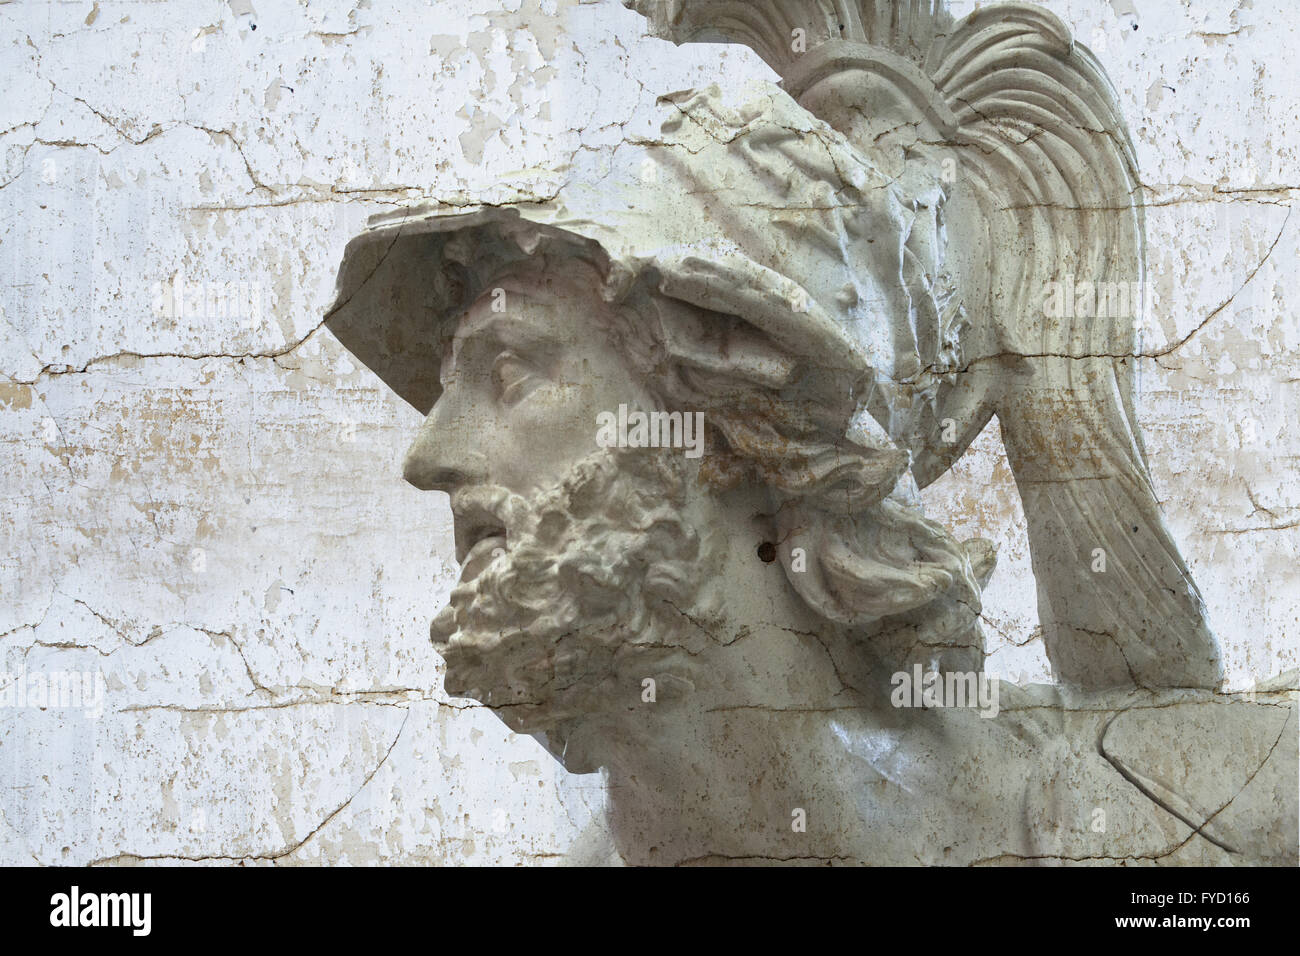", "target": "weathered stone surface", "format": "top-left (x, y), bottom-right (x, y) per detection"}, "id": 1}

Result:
top-left (1, 0), bottom-right (1296, 865)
